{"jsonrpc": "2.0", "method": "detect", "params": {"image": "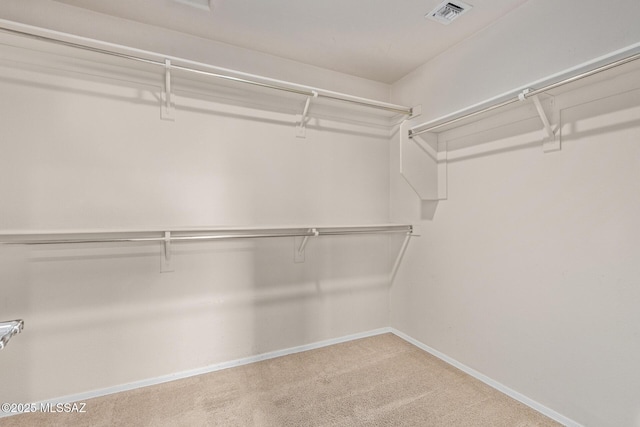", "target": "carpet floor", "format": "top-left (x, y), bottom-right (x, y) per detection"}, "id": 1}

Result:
top-left (1, 333), bottom-right (561, 426)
